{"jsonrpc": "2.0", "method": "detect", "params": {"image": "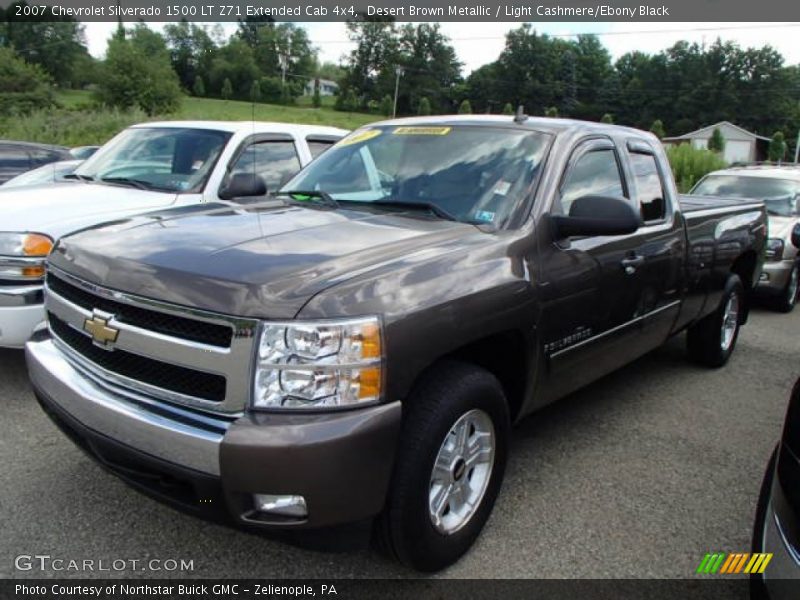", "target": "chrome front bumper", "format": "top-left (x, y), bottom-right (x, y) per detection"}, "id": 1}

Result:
top-left (26, 337), bottom-right (228, 475)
